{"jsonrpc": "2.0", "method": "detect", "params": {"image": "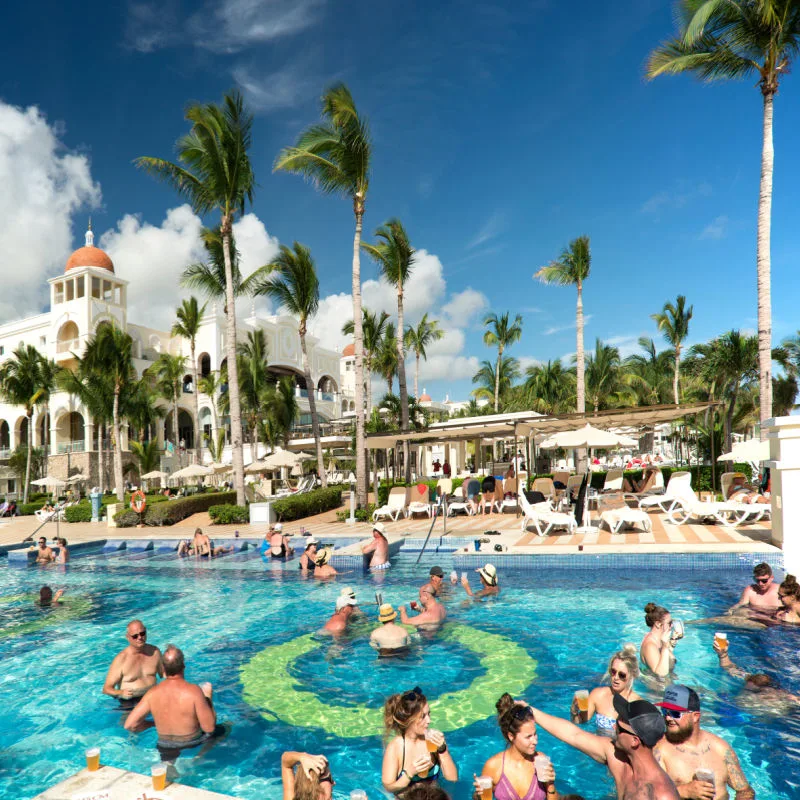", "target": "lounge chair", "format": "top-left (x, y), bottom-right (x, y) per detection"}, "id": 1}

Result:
top-left (639, 471), bottom-right (693, 512)
top-left (436, 478), bottom-right (453, 498)
top-left (498, 478), bottom-right (519, 513)
top-left (717, 472), bottom-right (771, 523)
top-left (519, 490), bottom-right (576, 537)
top-left (531, 478), bottom-right (555, 502)
top-left (566, 474), bottom-right (585, 502)
top-left (407, 484), bottom-right (432, 518)
top-left (447, 485), bottom-right (474, 516)
top-left (373, 486), bottom-right (410, 522)
top-left (601, 469), bottom-right (623, 493)
top-left (623, 468), bottom-right (664, 504)
top-left (598, 493), bottom-right (652, 533)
